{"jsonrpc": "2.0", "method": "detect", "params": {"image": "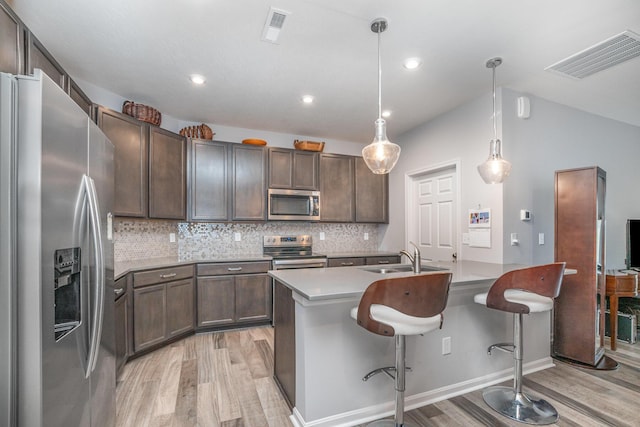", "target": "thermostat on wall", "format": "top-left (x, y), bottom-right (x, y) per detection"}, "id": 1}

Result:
top-left (520, 209), bottom-right (531, 221)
